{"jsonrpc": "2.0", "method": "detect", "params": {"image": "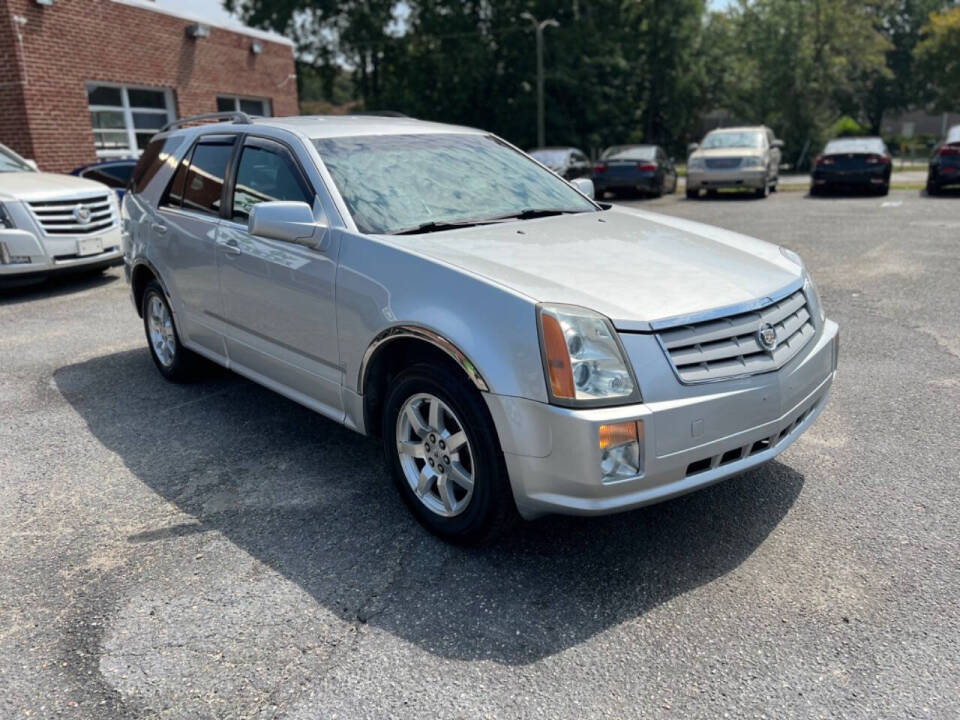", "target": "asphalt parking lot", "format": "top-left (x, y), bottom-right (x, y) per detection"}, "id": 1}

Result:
top-left (2, 189), bottom-right (958, 719)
